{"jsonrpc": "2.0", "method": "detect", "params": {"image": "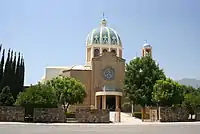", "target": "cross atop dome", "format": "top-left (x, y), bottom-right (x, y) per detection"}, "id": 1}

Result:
top-left (101, 12), bottom-right (107, 26)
